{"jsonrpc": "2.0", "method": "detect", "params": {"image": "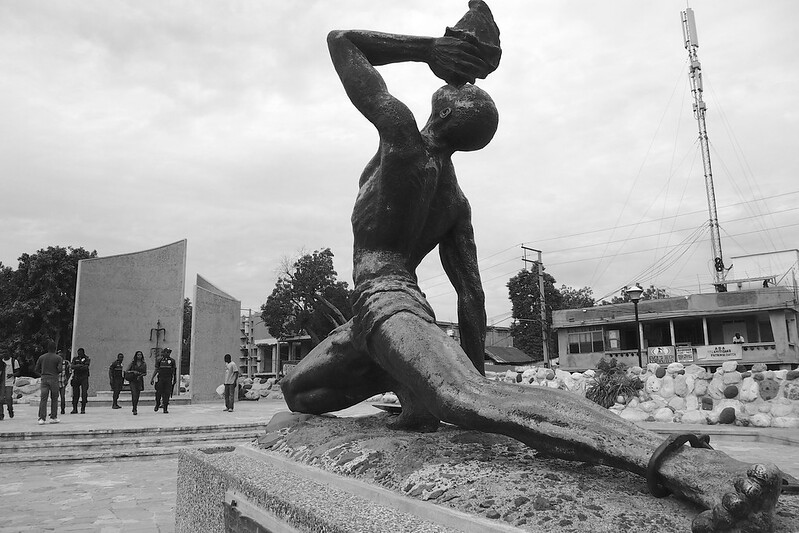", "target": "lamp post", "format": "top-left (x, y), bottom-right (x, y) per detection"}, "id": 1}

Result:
top-left (626, 284), bottom-right (644, 368)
